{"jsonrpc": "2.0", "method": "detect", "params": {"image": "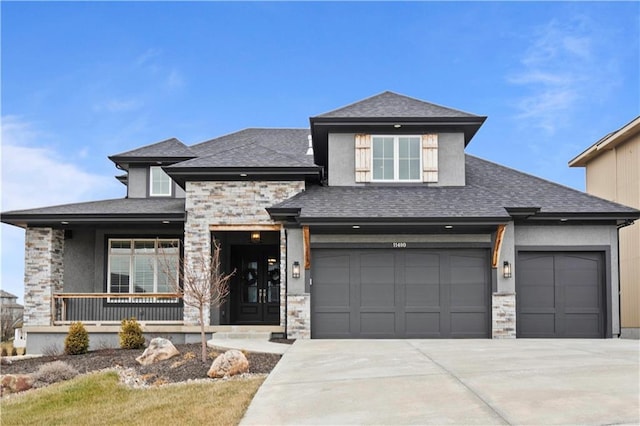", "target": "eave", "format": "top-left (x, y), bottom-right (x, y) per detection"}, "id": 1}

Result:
top-left (569, 115), bottom-right (640, 167)
top-left (1, 213), bottom-right (186, 228)
top-left (165, 166), bottom-right (323, 188)
top-left (108, 156), bottom-right (197, 170)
